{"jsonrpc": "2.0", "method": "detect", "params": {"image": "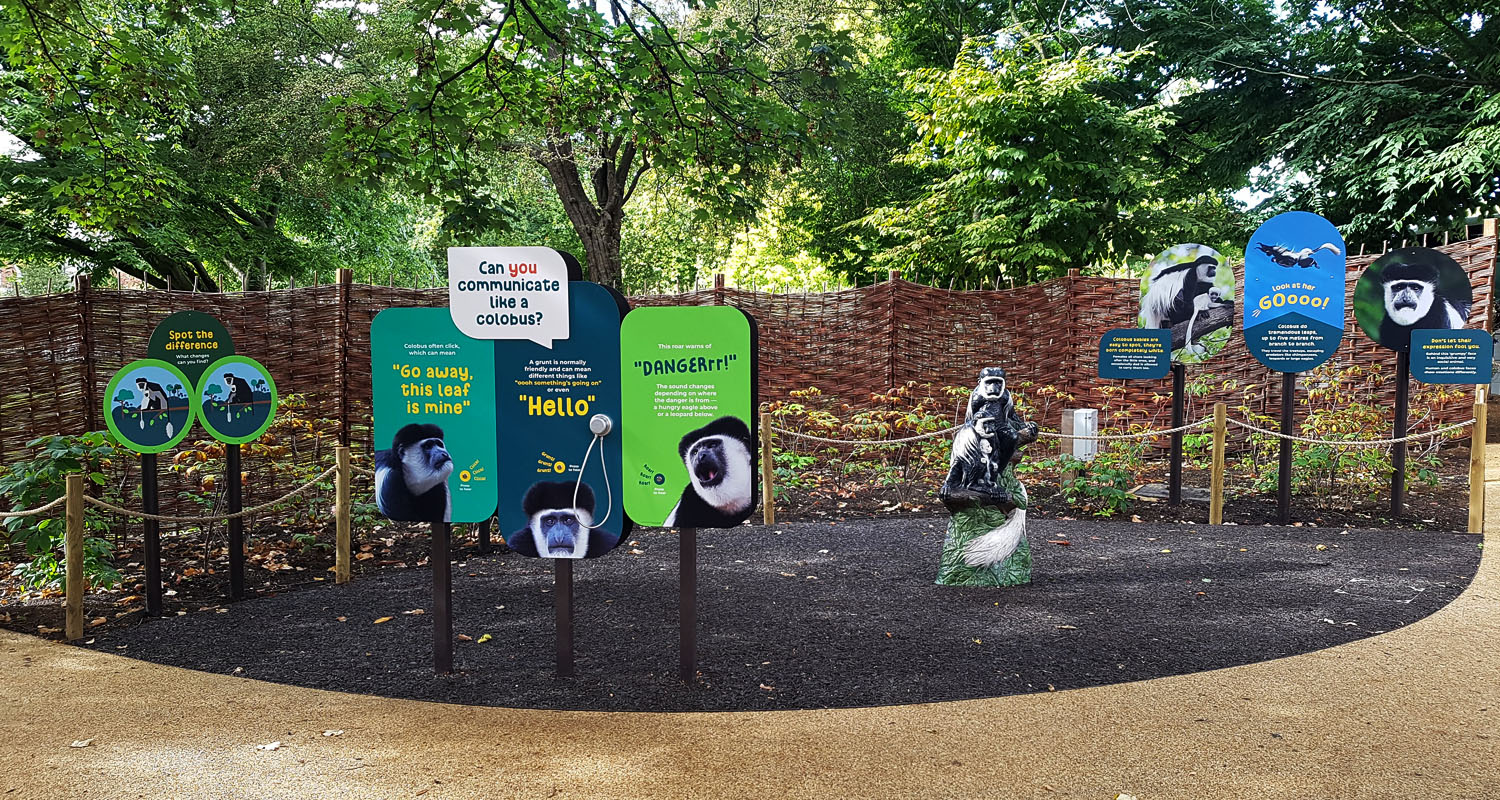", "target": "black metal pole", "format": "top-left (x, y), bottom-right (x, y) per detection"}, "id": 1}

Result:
top-left (476, 517), bottom-right (491, 555)
top-left (432, 522), bottom-right (453, 674)
top-left (1391, 350), bottom-right (1411, 517)
top-left (142, 453), bottom-right (162, 616)
top-left (226, 443), bottom-right (244, 601)
top-left (555, 558), bottom-right (573, 677)
top-left (680, 527), bottom-right (697, 683)
top-left (1169, 362), bottom-right (1186, 506)
top-left (1278, 372), bottom-right (1295, 525)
